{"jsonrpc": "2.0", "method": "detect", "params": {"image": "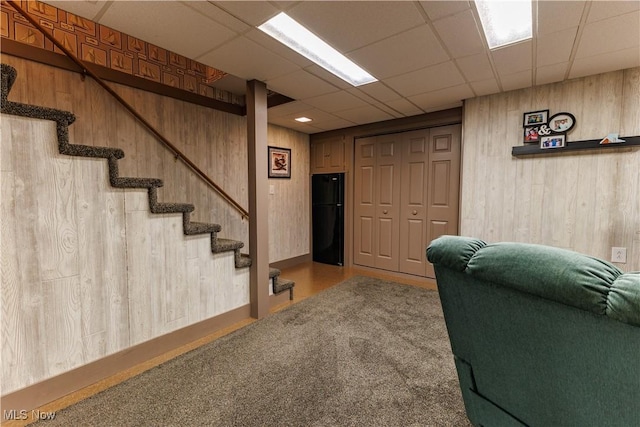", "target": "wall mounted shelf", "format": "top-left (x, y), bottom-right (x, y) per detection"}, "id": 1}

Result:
top-left (512, 136), bottom-right (640, 157)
